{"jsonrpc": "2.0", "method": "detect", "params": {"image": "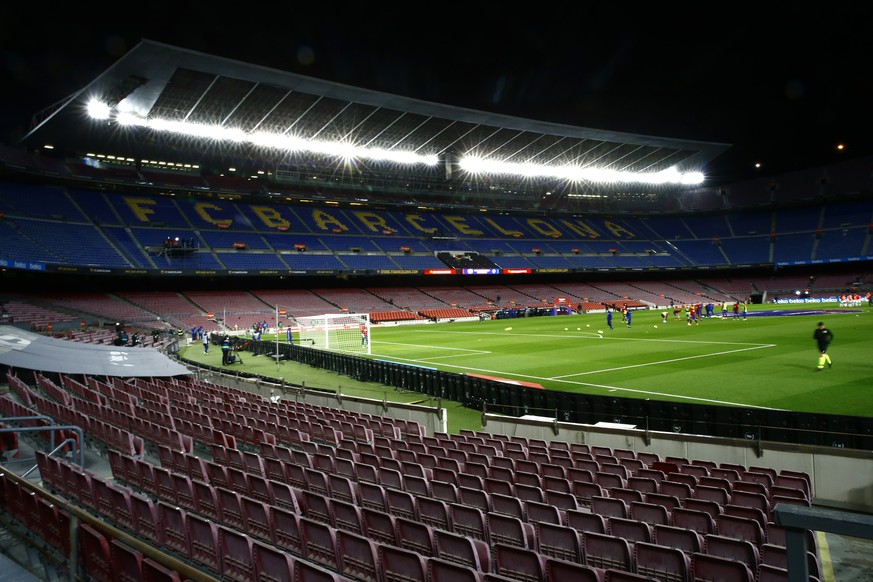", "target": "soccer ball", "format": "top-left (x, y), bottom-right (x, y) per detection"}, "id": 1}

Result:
top-left (654, 325), bottom-right (658, 328)
top-left (504, 327), bottom-right (512, 331)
